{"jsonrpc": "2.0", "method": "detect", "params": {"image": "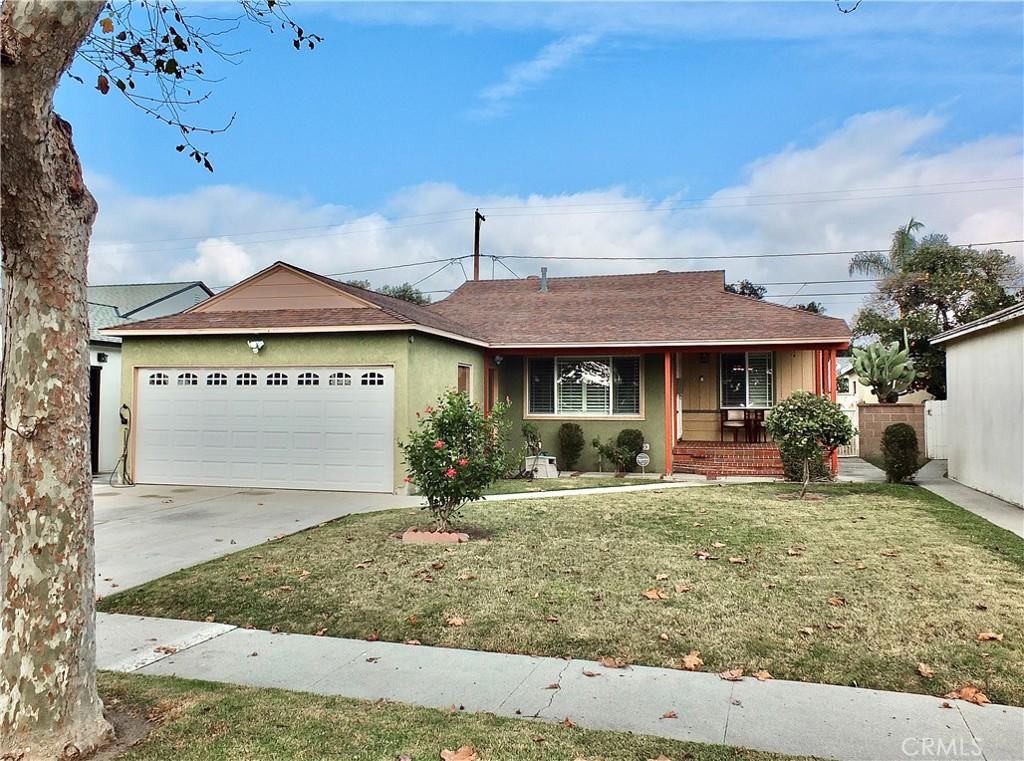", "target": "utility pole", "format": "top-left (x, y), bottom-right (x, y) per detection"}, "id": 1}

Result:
top-left (473, 209), bottom-right (486, 281)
